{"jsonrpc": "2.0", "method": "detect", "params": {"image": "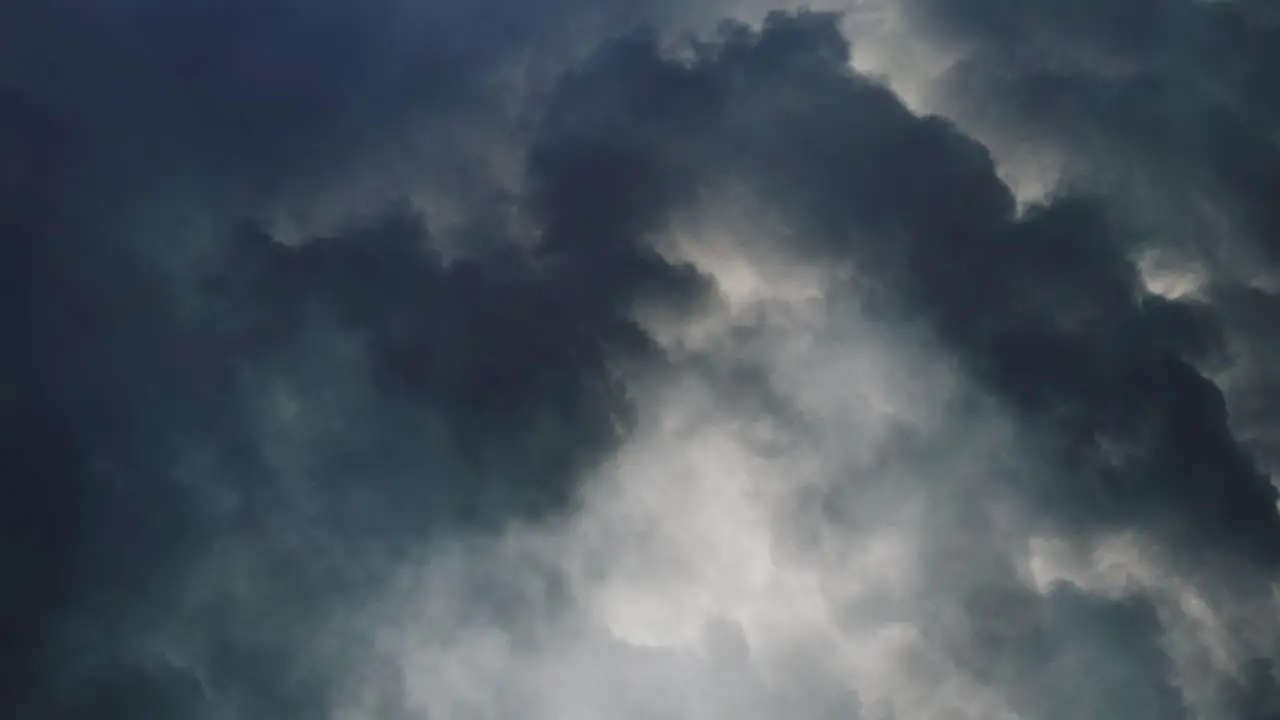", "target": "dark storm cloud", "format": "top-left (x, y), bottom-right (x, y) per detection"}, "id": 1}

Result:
top-left (0, 0), bottom-right (649, 191)
top-left (0, 86), bottom-right (81, 720)
top-left (1, 1), bottom-right (706, 717)
top-left (548, 10), bottom-right (1280, 563)
top-left (527, 11), bottom-right (1278, 715)
top-left (2, 123), bottom-right (705, 717)
top-left (939, 582), bottom-right (1188, 720)
top-left (7, 2), bottom-right (1280, 720)
top-left (902, 0), bottom-right (1280, 314)
top-left (895, 0), bottom-right (1280, 710)
top-left (902, 0), bottom-right (1280, 587)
